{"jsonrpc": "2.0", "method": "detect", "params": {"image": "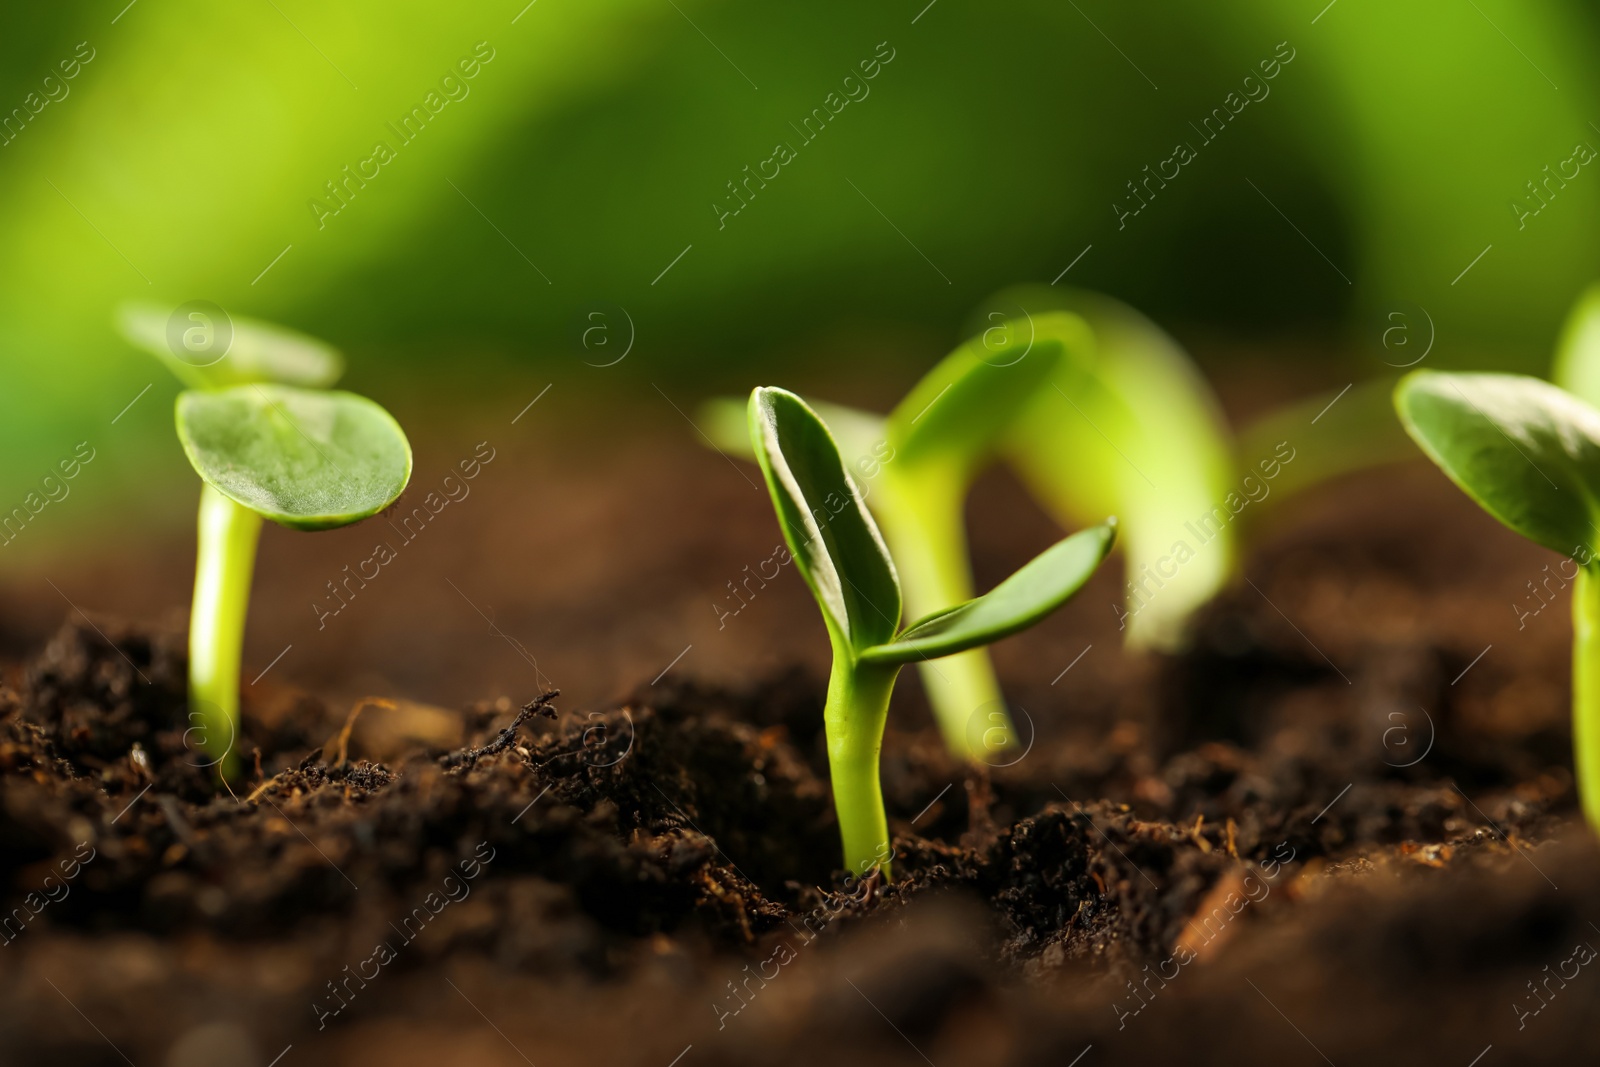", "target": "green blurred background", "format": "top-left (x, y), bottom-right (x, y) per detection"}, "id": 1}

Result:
top-left (4, 0), bottom-right (1600, 562)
